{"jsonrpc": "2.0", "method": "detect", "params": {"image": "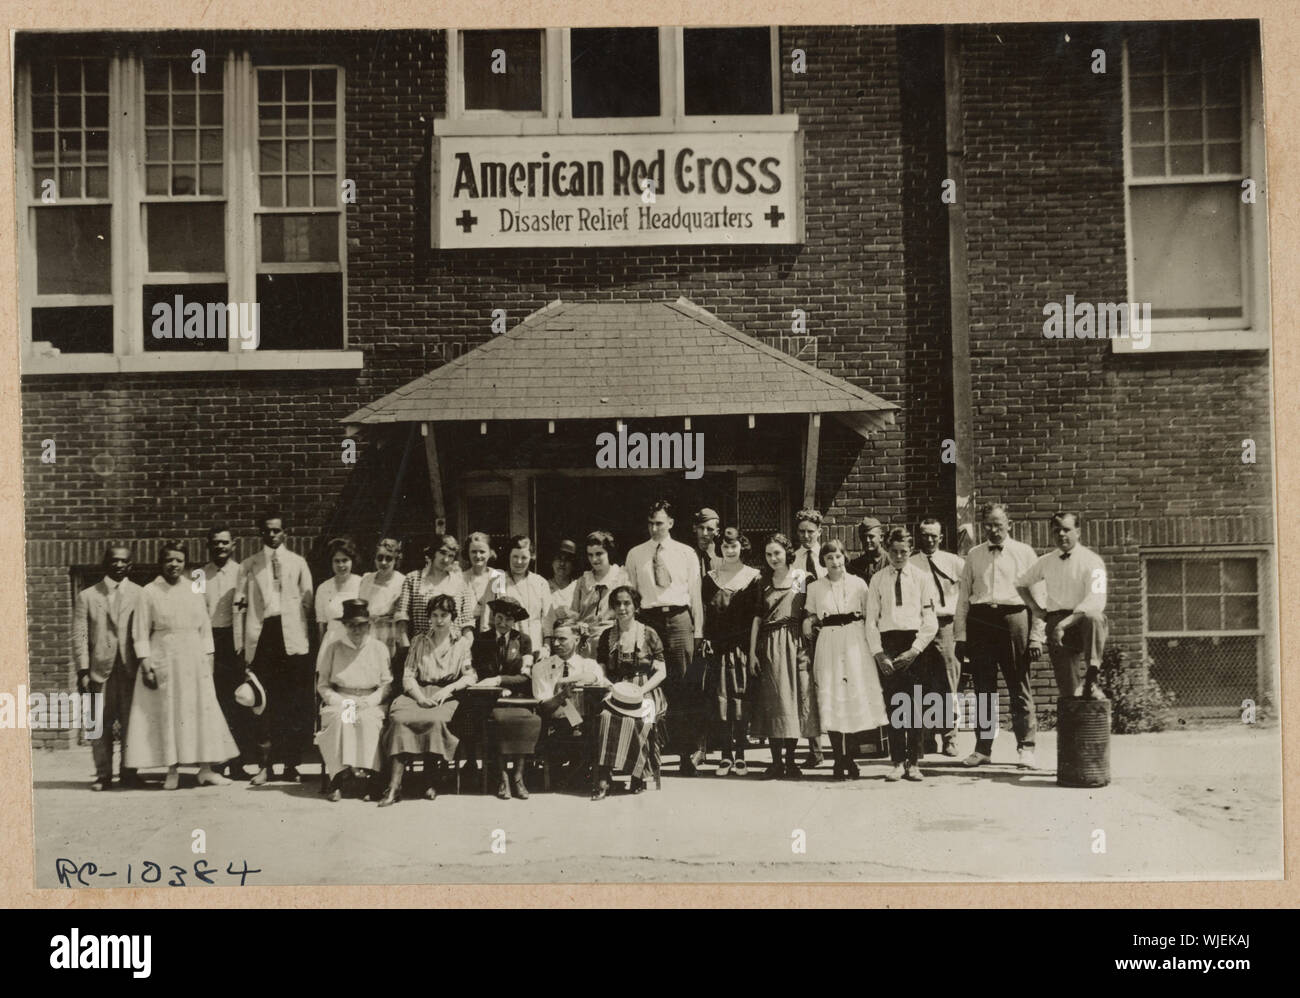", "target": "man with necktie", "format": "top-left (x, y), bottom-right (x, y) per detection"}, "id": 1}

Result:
top-left (692, 508), bottom-right (722, 579)
top-left (626, 499), bottom-right (705, 775)
top-left (73, 543), bottom-right (143, 790)
top-left (847, 516), bottom-right (887, 582)
top-left (1016, 511), bottom-right (1109, 701)
top-left (234, 511), bottom-right (314, 785)
top-left (865, 527), bottom-right (941, 781)
top-left (909, 518), bottom-right (965, 757)
top-left (954, 502), bottom-right (1045, 769)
